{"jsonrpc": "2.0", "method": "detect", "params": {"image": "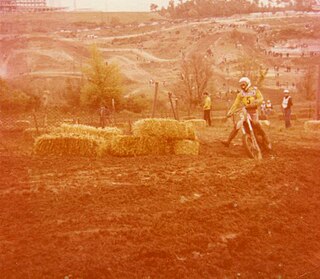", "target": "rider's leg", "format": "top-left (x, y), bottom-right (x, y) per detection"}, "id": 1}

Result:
top-left (222, 127), bottom-right (239, 147)
top-left (249, 110), bottom-right (272, 150)
top-left (253, 121), bottom-right (272, 150)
